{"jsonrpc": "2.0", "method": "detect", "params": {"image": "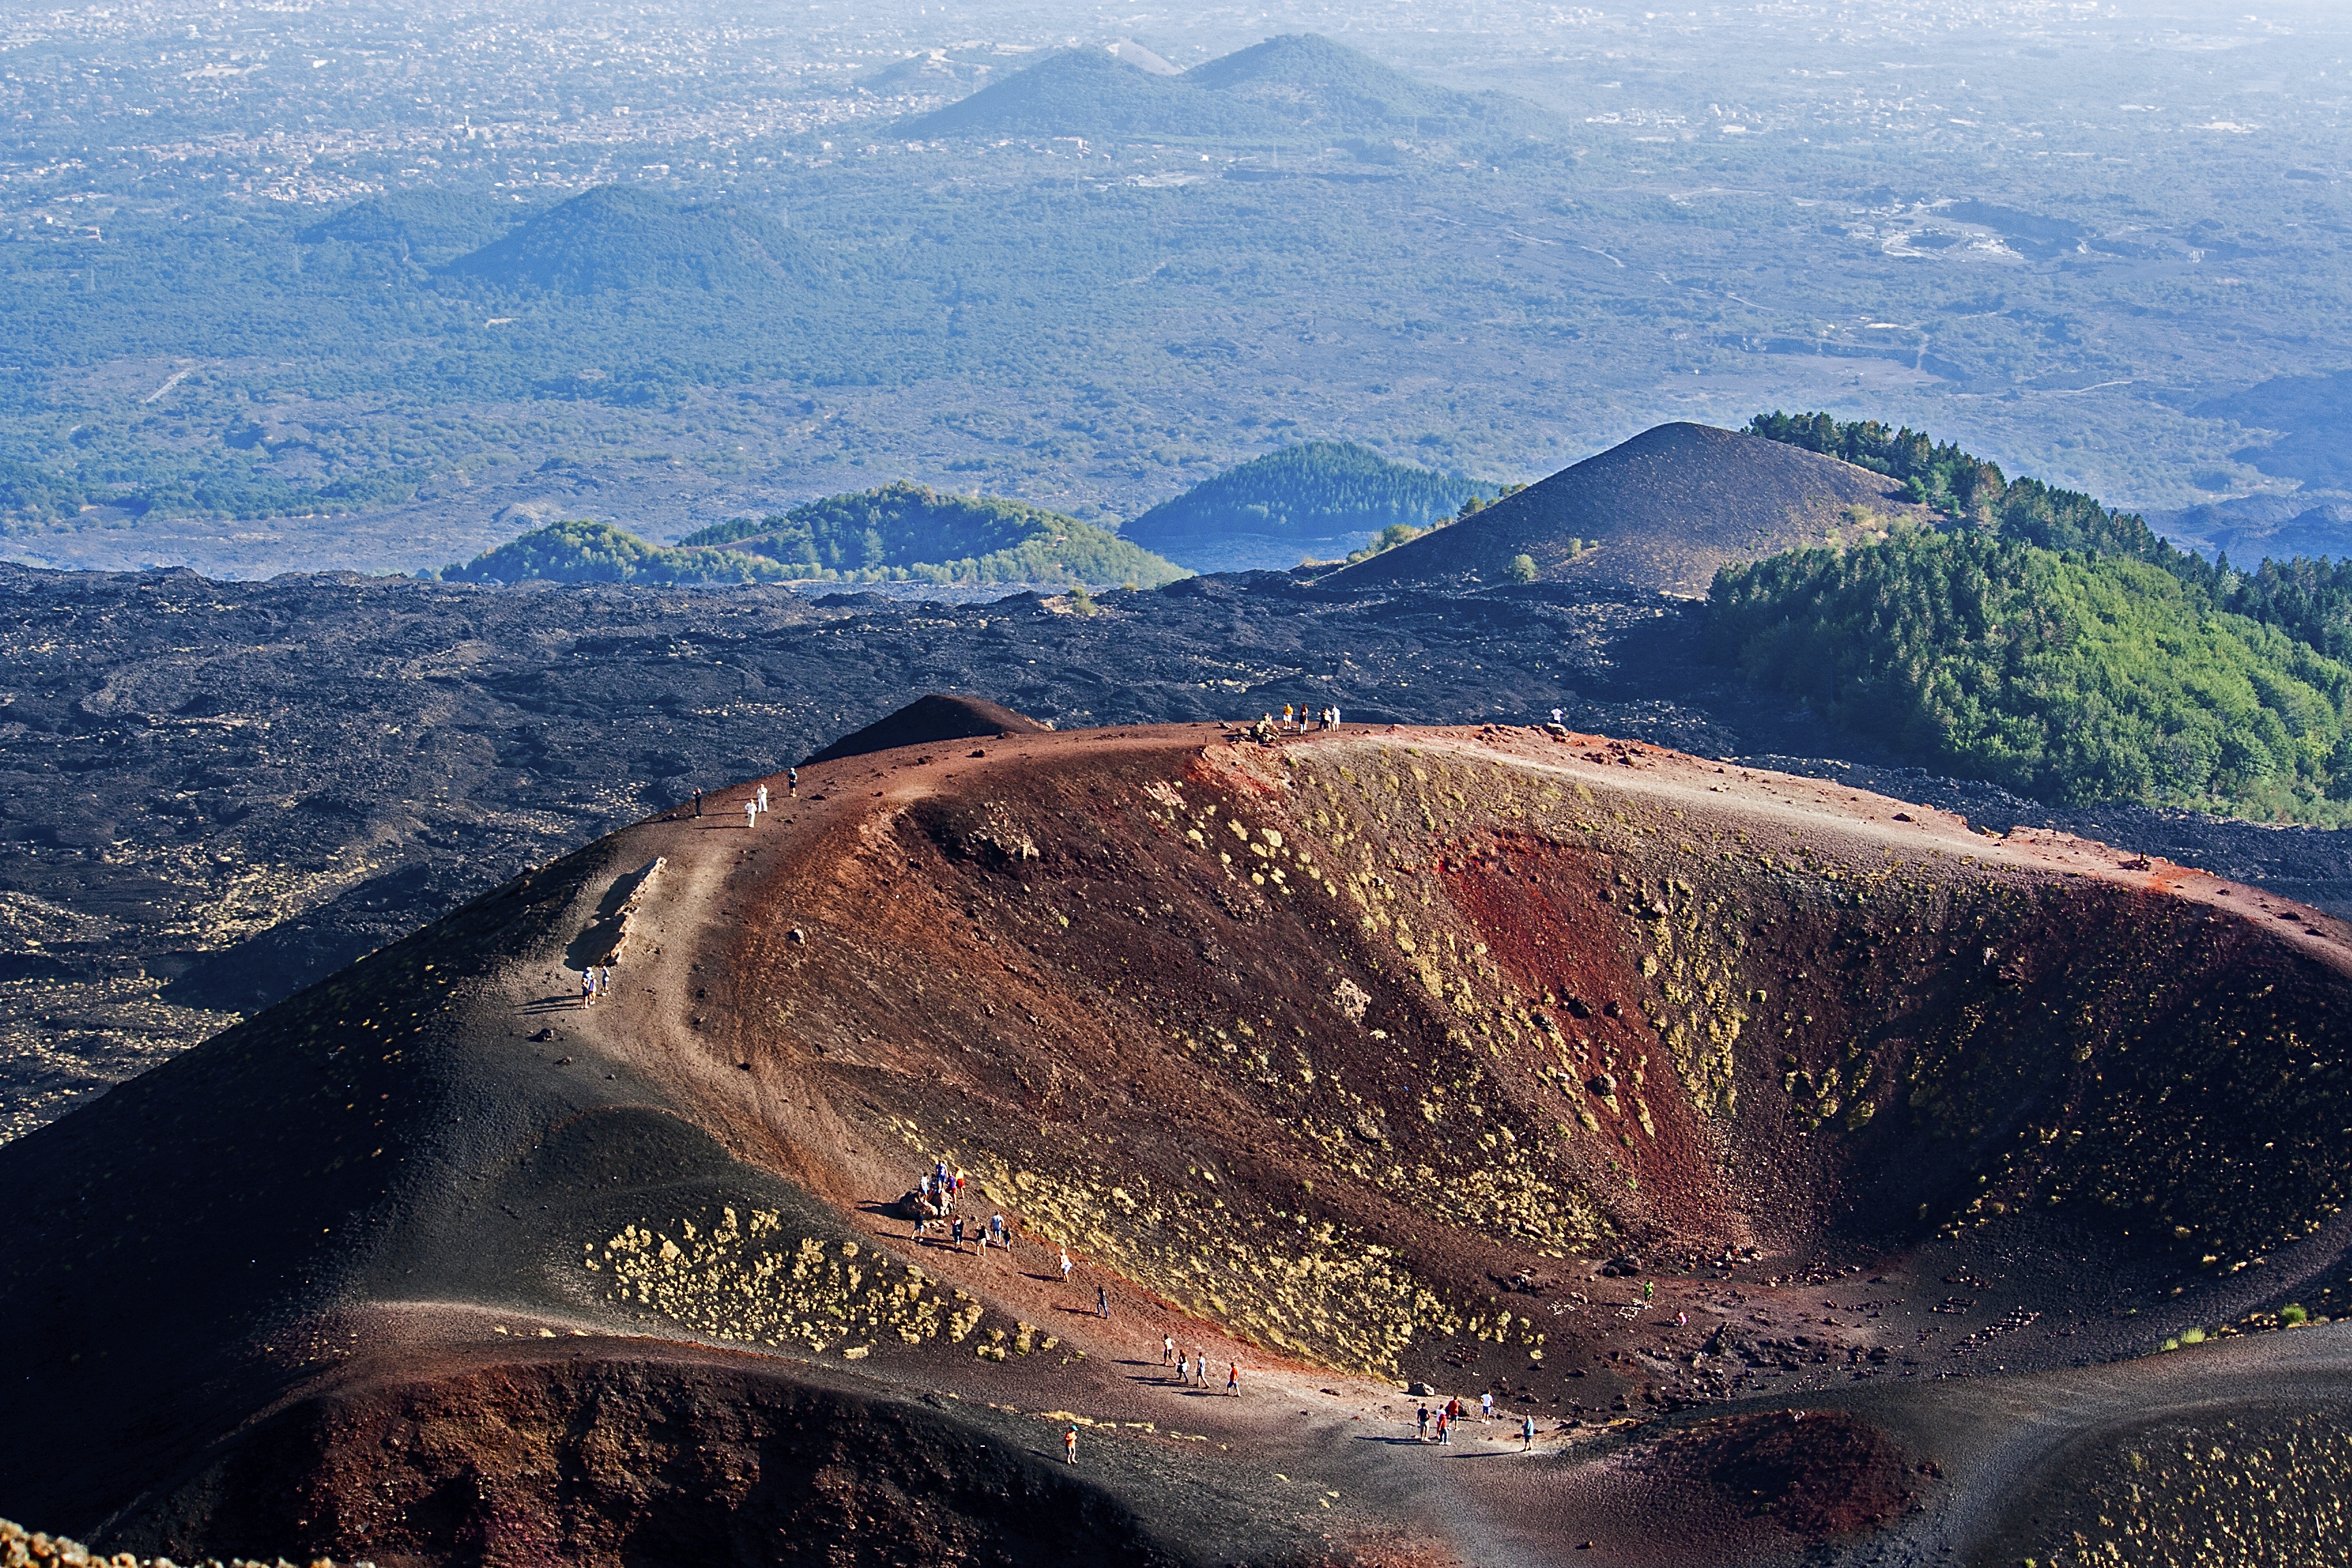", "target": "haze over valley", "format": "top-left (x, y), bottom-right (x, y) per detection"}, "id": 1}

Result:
top-left (1, 0), bottom-right (2349, 574)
